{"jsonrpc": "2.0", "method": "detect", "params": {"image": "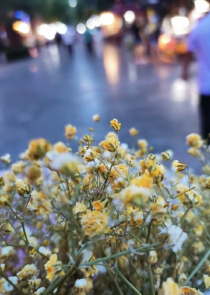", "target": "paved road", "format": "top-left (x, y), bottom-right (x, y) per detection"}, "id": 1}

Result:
top-left (0, 43), bottom-right (201, 170)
